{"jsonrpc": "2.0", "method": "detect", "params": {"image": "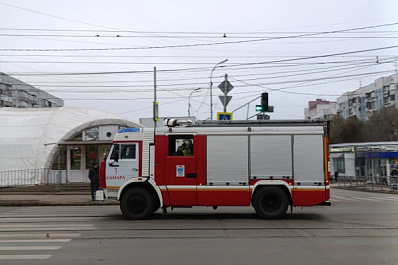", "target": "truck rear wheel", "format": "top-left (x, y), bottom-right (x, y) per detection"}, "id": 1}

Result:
top-left (120, 187), bottom-right (154, 220)
top-left (253, 186), bottom-right (289, 220)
